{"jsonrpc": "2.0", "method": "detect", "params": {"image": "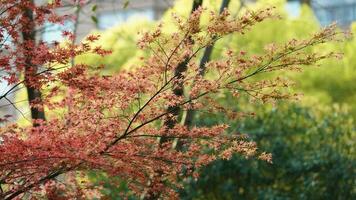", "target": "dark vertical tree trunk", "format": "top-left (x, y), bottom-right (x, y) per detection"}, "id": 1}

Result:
top-left (145, 0), bottom-right (231, 198)
top-left (143, 2), bottom-right (204, 199)
top-left (160, 59), bottom-right (189, 144)
top-left (159, 0), bottom-right (203, 144)
top-left (183, 0), bottom-right (231, 129)
top-left (192, 0), bottom-right (203, 11)
top-left (22, 0), bottom-right (46, 126)
top-left (301, 0), bottom-right (311, 5)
